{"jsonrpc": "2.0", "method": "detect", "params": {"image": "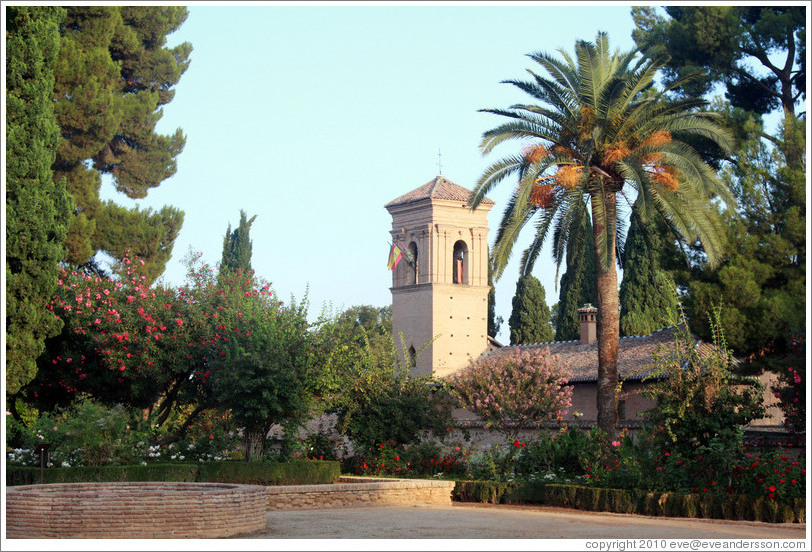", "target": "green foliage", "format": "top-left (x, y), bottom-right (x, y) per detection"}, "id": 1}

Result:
top-left (631, 6), bottom-right (805, 118)
top-left (345, 440), bottom-right (469, 479)
top-left (508, 274), bottom-right (554, 345)
top-left (334, 369), bottom-right (454, 451)
top-left (220, 210), bottom-right (257, 272)
top-left (641, 306), bottom-right (765, 483)
top-left (53, 6), bottom-right (191, 282)
top-left (197, 460), bottom-right (339, 485)
top-left (5, 6), bottom-right (72, 395)
top-left (554, 211), bottom-right (596, 341)
top-left (6, 461), bottom-right (338, 487)
top-left (771, 335), bottom-right (806, 433)
top-left (619, 213), bottom-right (681, 336)
top-left (452, 480), bottom-right (521, 504)
top-left (206, 267), bottom-right (314, 461)
top-left (686, 111), bottom-right (806, 357)
top-left (513, 427), bottom-right (602, 478)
